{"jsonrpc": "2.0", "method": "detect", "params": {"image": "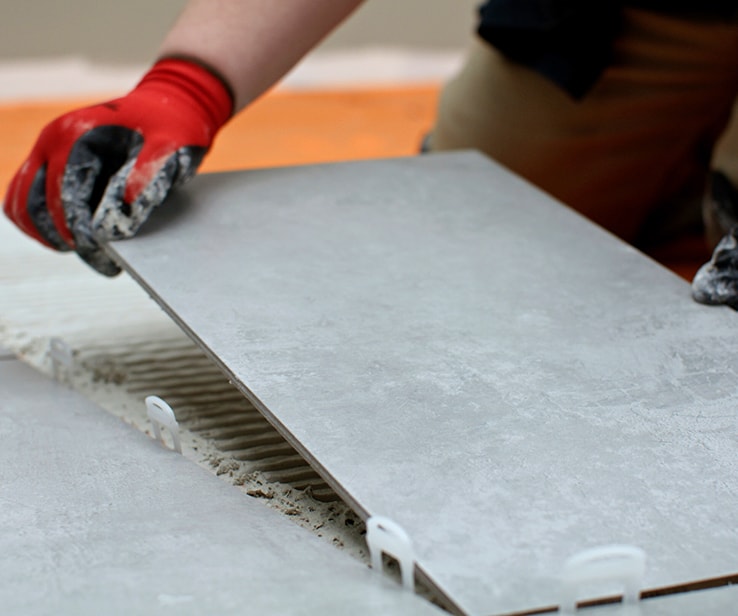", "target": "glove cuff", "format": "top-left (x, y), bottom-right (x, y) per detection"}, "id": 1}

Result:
top-left (136, 57), bottom-right (235, 137)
